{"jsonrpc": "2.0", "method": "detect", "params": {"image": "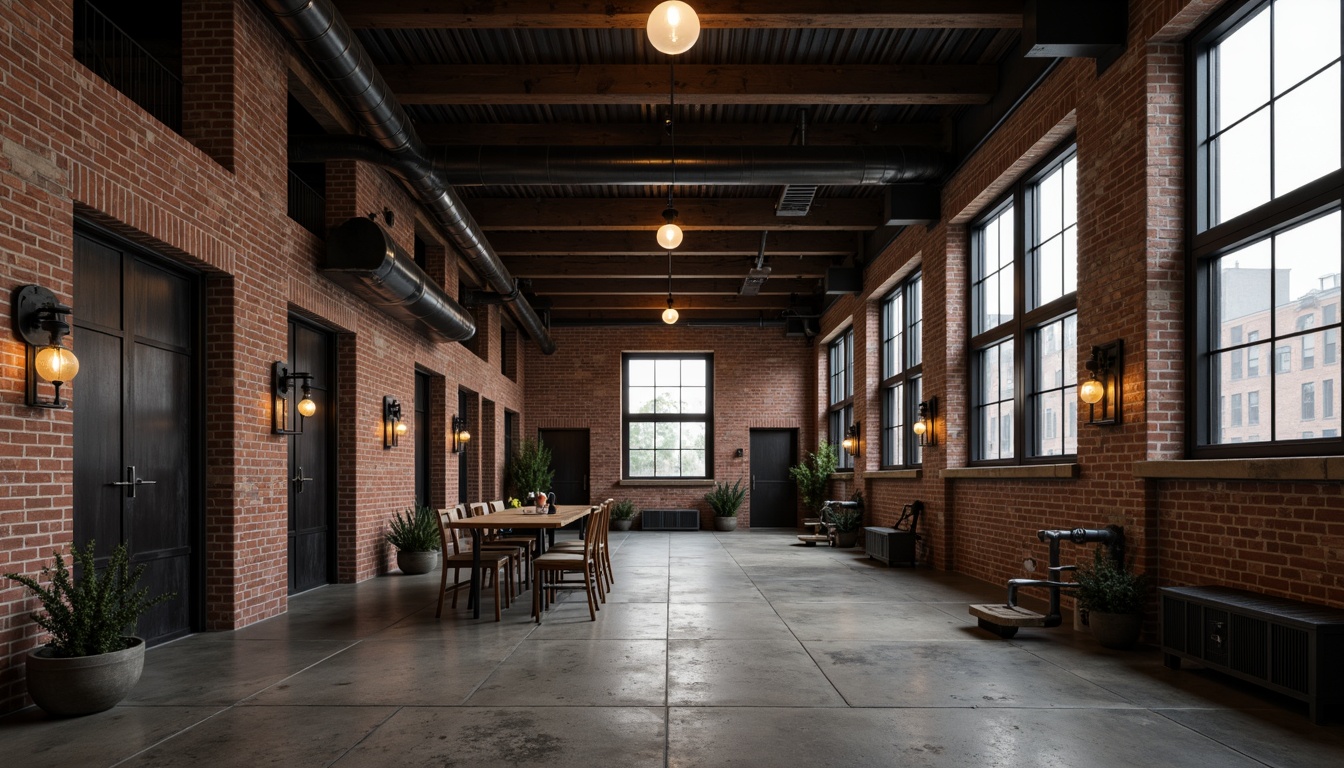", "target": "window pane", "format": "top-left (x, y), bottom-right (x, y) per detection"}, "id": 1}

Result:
top-left (655, 358), bottom-right (680, 387)
top-left (1274, 0), bottom-right (1340, 94)
top-left (1036, 234), bottom-right (1065, 306)
top-left (655, 450), bottom-right (681, 476)
top-left (1276, 211), bottom-right (1342, 312)
top-left (908, 275), bottom-right (923, 366)
top-left (655, 387), bottom-right (680, 413)
top-left (681, 358), bottom-right (706, 386)
top-left (629, 386), bottom-right (656, 413)
top-left (629, 422), bottom-right (654, 449)
top-left (1219, 239), bottom-right (1273, 322)
top-left (1214, 107), bottom-right (1272, 223)
top-left (629, 359), bottom-right (655, 386)
top-left (974, 206), bottom-right (1015, 334)
top-left (655, 422), bottom-right (679, 449)
top-left (1216, 7), bottom-right (1271, 130)
top-left (1275, 65), bottom-right (1342, 196)
top-left (681, 386), bottom-right (706, 414)
top-left (629, 450), bottom-right (655, 476)
top-left (681, 422), bottom-right (706, 449)
top-left (681, 450), bottom-right (706, 477)
top-left (975, 339), bottom-right (1014, 460)
top-left (1036, 389), bottom-right (1065, 456)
